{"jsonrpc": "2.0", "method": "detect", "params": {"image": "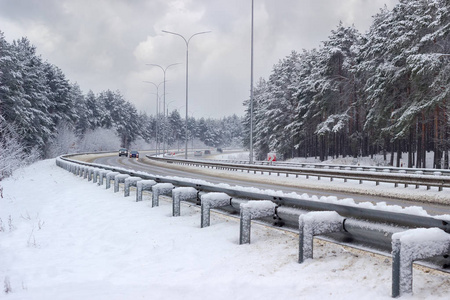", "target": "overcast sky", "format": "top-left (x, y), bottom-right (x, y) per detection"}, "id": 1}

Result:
top-left (0, 0), bottom-right (399, 119)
